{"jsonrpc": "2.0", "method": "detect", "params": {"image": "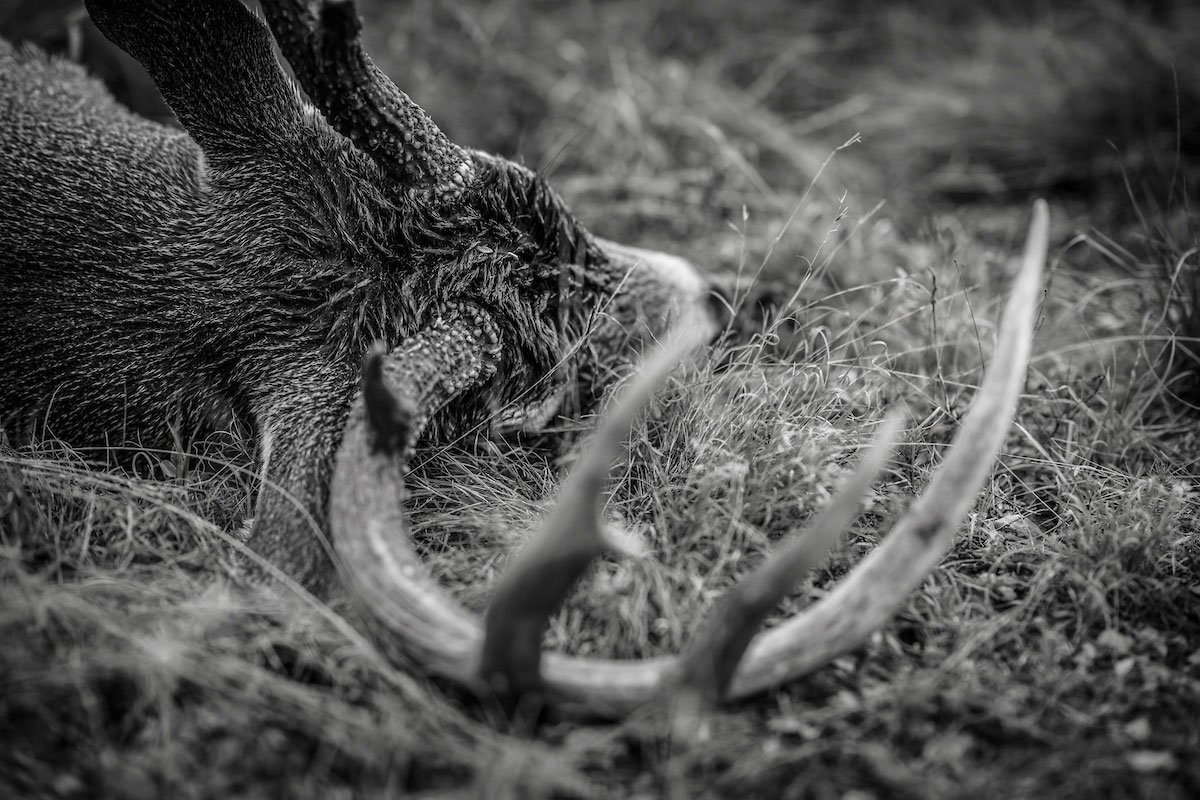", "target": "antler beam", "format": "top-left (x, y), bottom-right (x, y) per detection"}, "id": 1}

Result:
top-left (331, 201), bottom-right (1049, 718)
